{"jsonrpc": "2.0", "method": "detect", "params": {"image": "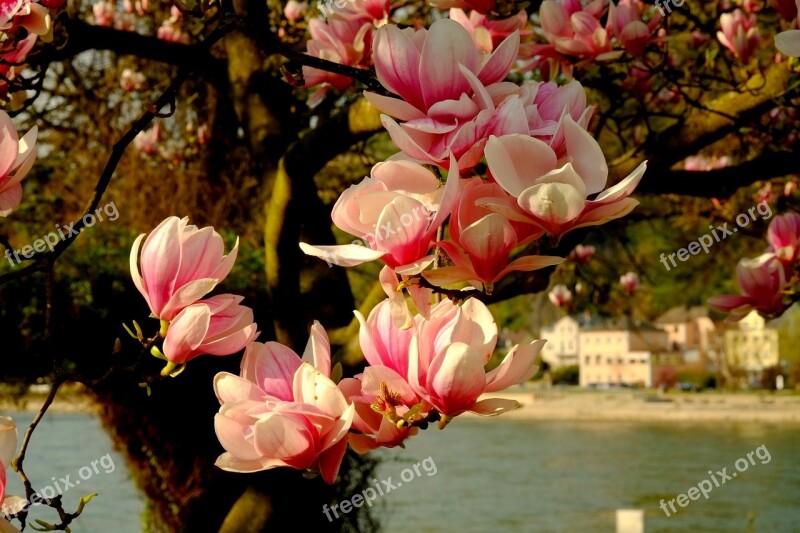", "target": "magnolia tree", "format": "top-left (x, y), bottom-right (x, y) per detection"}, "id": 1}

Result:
top-left (0, 0), bottom-right (799, 530)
